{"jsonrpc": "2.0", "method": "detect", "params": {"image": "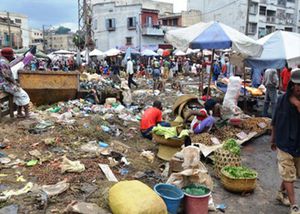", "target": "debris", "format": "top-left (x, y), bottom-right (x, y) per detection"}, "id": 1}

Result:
top-left (1, 182), bottom-right (33, 200)
top-left (41, 180), bottom-right (70, 197)
top-left (0, 143), bottom-right (7, 149)
top-left (61, 156), bottom-right (85, 173)
top-left (0, 204), bottom-right (18, 214)
top-left (0, 157), bottom-right (11, 164)
top-left (140, 150), bottom-right (155, 163)
top-left (64, 201), bottom-right (108, 214)
top-left (120, 157), bottom-right (130, 165)
top-left (99, 141), bottom-right (109, 148)
top-left (99, 164), bottom-right (118, 182)
top-left (26, 159), bottom-right (39, 167)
